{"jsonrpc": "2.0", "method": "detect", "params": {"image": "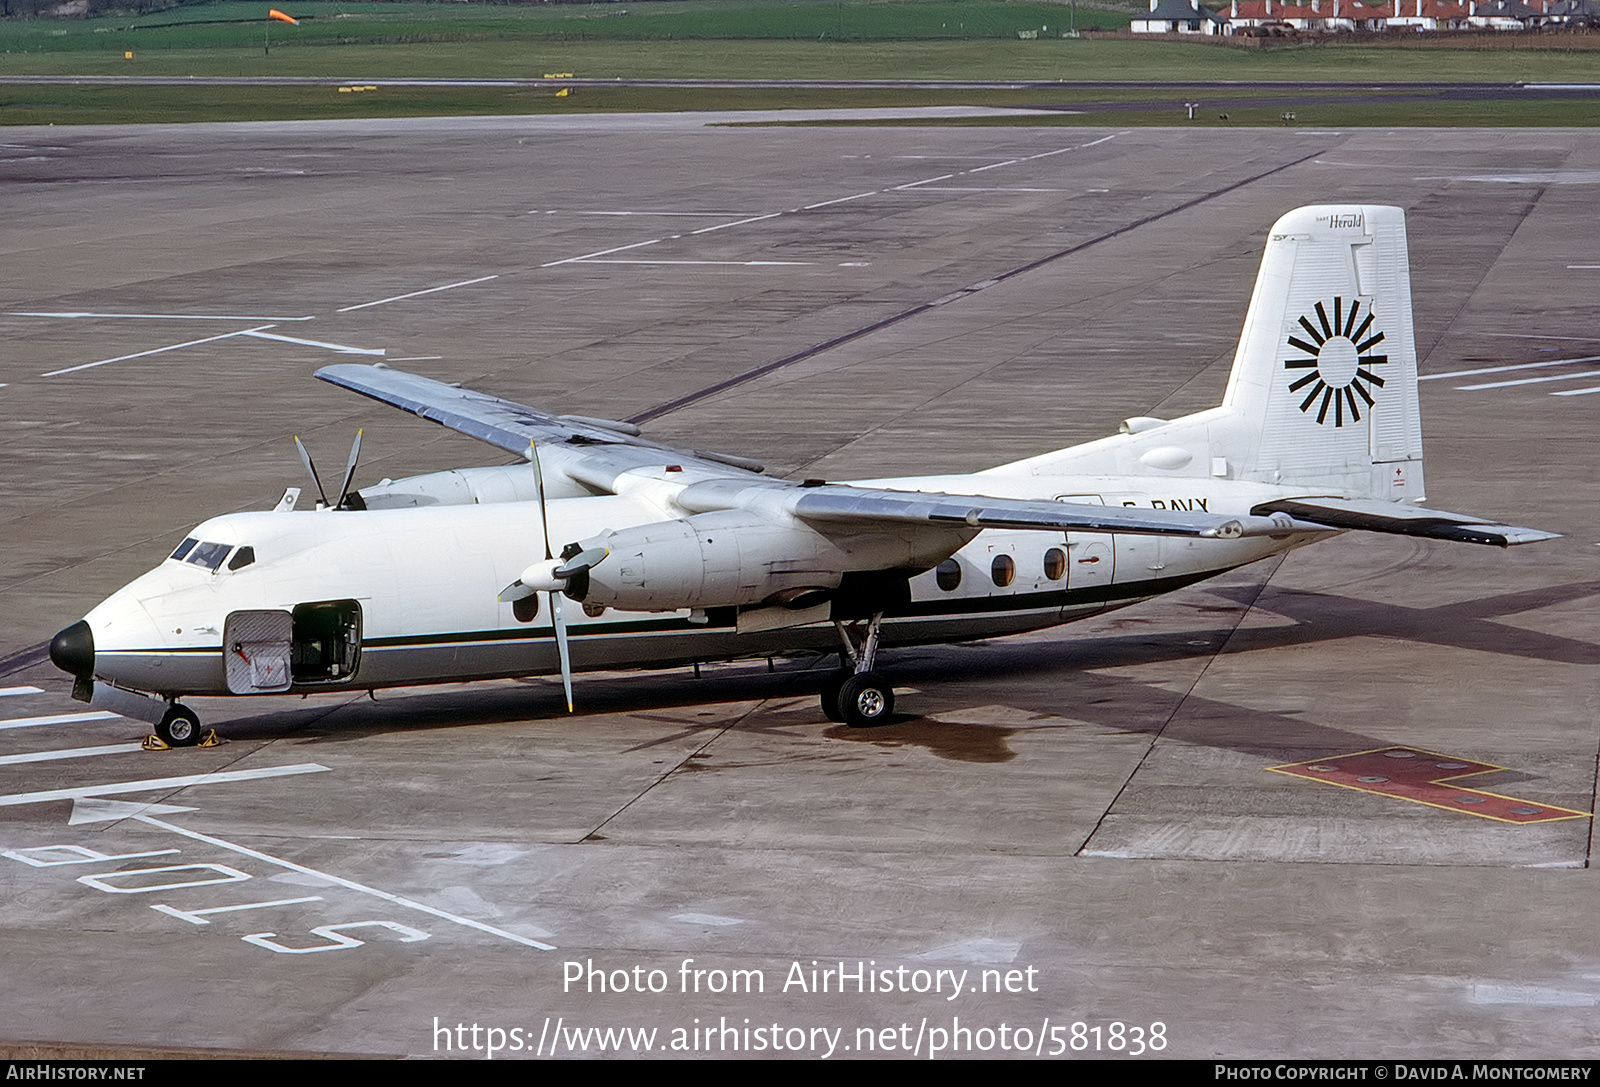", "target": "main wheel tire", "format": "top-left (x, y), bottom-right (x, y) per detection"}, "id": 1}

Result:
top-left (838, 672), bottom-right (894, 729)
top-left (820, 668), bottom-right (852, 723)
top-left (156, 704), bottom-right (202, 747)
